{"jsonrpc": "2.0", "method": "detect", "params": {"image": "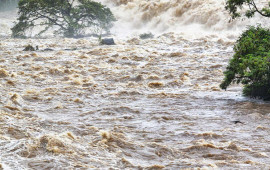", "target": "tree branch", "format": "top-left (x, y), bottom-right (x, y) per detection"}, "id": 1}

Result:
top-left (250, 0), bottom-right (270, 17)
